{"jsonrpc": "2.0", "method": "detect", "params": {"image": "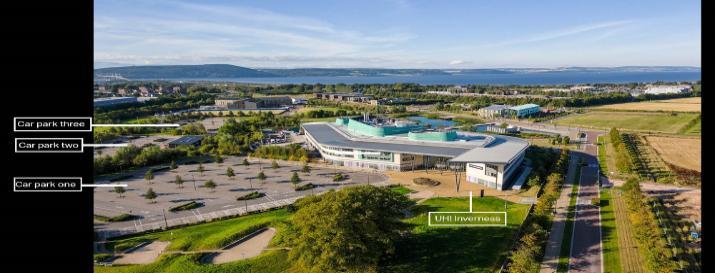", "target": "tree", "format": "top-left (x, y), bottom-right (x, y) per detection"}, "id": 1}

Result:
top-left (114, 186), bottom-right (126, 198)
top-left (562, 136), bottom-right (570, 145)
top-left (226, 167), bottom-right (235, 178)
top-left (215, 153), bottom-right (224, 164)
top-left (301, 163), bottom-right (311, 173)
top-left (291, 171), bottom-right (301, 188)
top-left (526, 175), bottom-right (541, 187)
top-left (271, 160), bottom-right (279, 169)
top-left (242, 158), bottom-right (250, 166)
top-left (197, 163), bottom-right (205, 176)
top-left (333, 173), bottom-right (345, 182)
top-left (175, 175), bottom-right (184, 188)
top-left (288, 185), bottom-right (411, 273)
top-left (170, 160), bottom-right (178, 170)
top-left (204, 180), bottom-right (217, 192)
top-left (144, 169), bottom-right (154, 183)
top-left (144, 188), bottom-right (157, 203)
top-left (257, 171), bottom-right (266, 181)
